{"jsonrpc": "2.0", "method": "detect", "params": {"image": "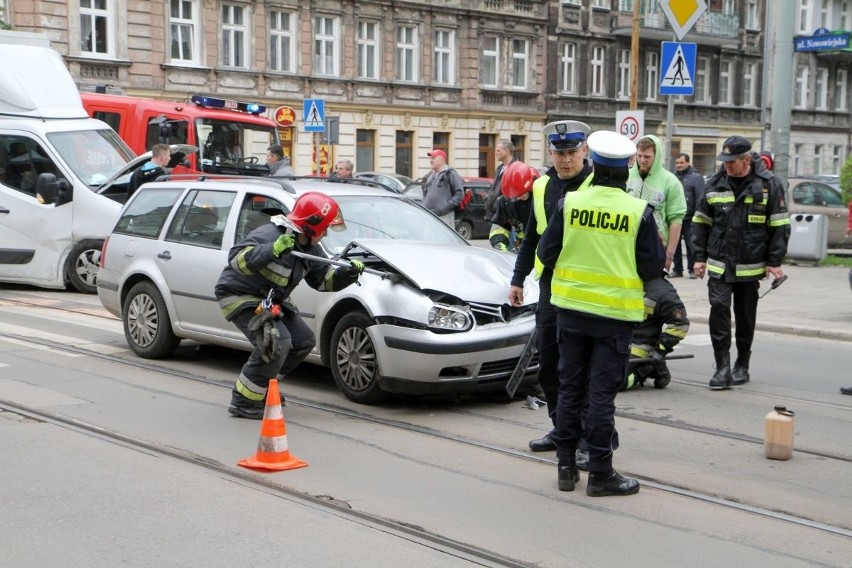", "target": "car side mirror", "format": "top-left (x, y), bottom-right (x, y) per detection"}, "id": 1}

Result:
top-left (35, 173), bottom-right (72, 206)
